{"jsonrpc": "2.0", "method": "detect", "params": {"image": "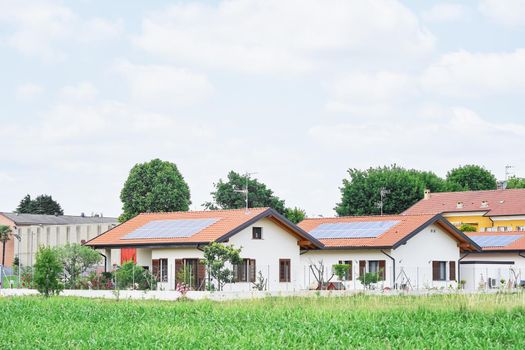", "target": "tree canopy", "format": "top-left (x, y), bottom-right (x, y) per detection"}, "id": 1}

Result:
top-left (201, 242), bottom-right (242, 291)
top-left (59, 243), bottom-right (102, 289)
top-left (16, 194), bottom-right (64, 215)
top-left (507, 177), bottom-right (525, 189)
top-left (0, 225), bottom-right (12, 267)
top-left (119, 159), bottom-right (191, 222)
top-left (445, 165), bottom-right (497, 191)
top-left (204, 171), bottom-right (287, 214)
top-left (33, 247), bottom-right (63, 297)
top-left (335, 165), bottom-right (447, 216)
top-left (284, 207), bottom-right (306, 224)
